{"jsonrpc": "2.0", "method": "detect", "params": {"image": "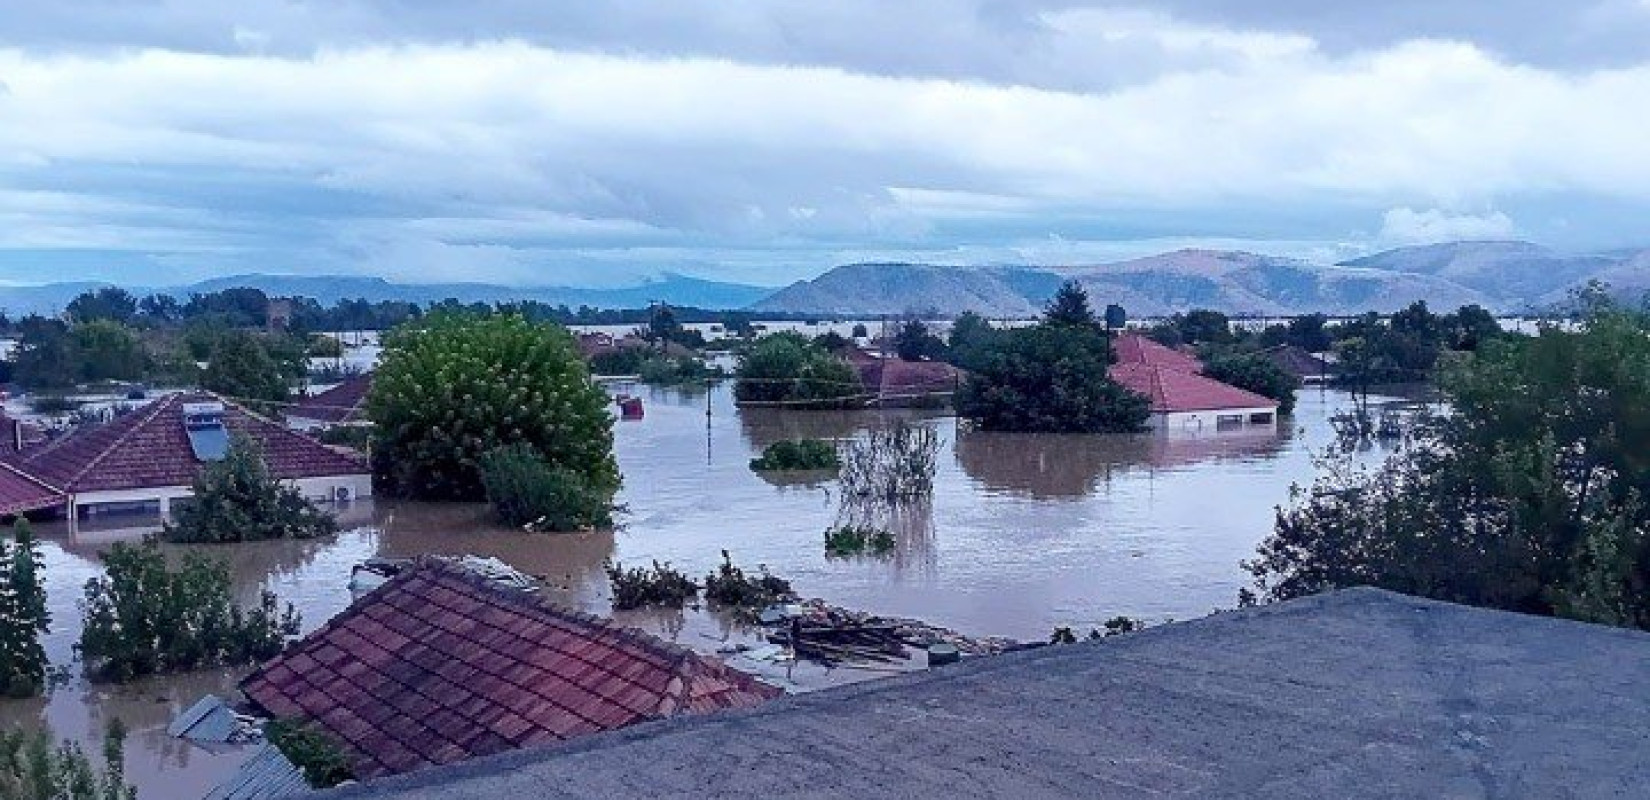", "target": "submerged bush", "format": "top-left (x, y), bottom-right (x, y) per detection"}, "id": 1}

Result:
top-left (0, 719), bottom-right (135, 800)
top-left (163, 437), bottom-right (337, 544)
top-left (823, 526), bottom-right (896, 558)
top-left (702, 551), bottom-right (792, 611)
top-left (749, 439), bottom-right (840, 472)
top-left (606, 561), bottom-right (698, 610)
top-left (839, 422), bottom-right (940, 502)
top-left (267, 718), bottom-right (354, 790)
top-left (78, 541), bottom-right (300, 682)
top-left (0, 521), bottom-right (50, 699)
top-left (481, 443), bottom-right (614, 532)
